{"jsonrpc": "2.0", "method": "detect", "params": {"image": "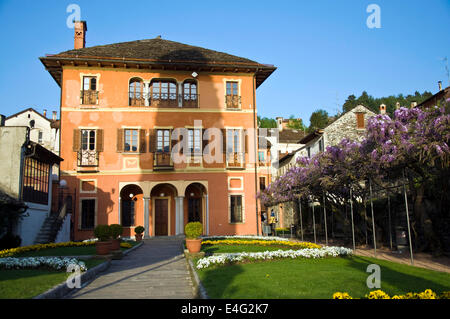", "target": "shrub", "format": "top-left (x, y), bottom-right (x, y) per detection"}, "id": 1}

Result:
top-left (110, 224), bottom-right (123, 239)
top-left (185, 222), bottom-right (203, 239)
top-left (134, 226), bottom-right (145, 234)
top-left (0, 233), bottom-right (22, 250)
top-left (94, 225), bottom-right (111, 242)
